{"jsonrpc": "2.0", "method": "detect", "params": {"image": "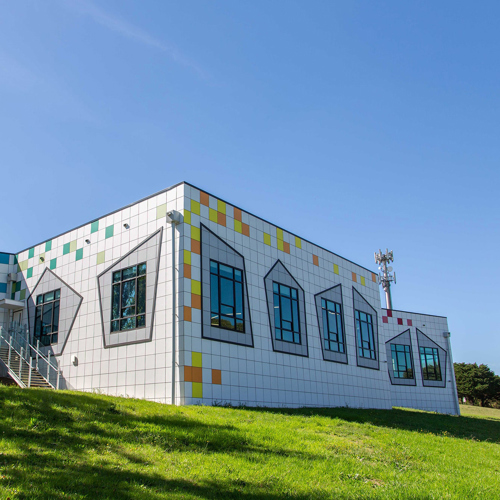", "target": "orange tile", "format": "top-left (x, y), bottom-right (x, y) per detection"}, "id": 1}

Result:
top-left (372, 273), bottom-right (377, 283)
top-left (212, 369), bottom-right (222, 385)
top-left (242, 223), bottom-right (250, 237)
top-left (184, 306), bottom-right (192, 322)
top-left (283, 241), bottom-right (290, 254)
top-left (191, 239), bottom-right (200, 254)
top-left (184, 365), bottom-right (192, 382)
top-left (313, 255), bottom-right (319, 266)
top-left (234, 207), bottom-right (242, 222)
top-left (191, 293), bottom-right (202, 309)
top-left (200, 191), bottom-right (210, 206)
top-left (191, 366), bottom-right (203, 383)
top-left (217, 212), bottom-right (226, 226)
top-left (352, 272), bottom-right (357, 282)
top-left (184, 263), bottom-right (191, 279)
